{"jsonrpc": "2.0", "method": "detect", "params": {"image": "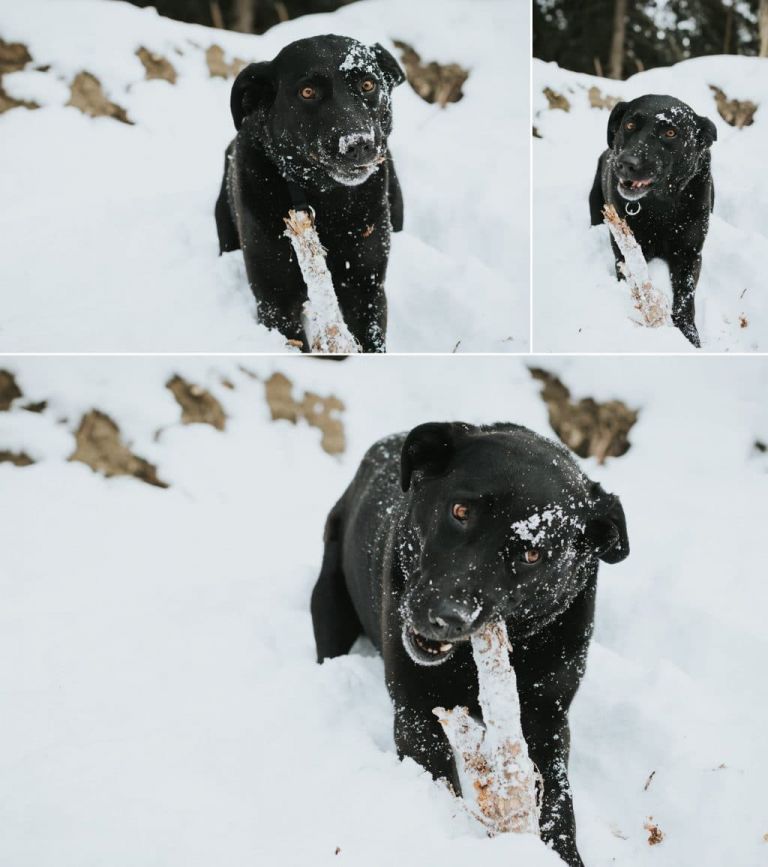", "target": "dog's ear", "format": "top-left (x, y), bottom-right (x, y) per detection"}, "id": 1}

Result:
top-left (697, 114), bottom-right (717, 147)
top-left (371, 43), bottom-right (406, 88)
top-left (607, 100), bottom-right (628, 148)
top-left (401, 422), bottom-right (470, 492)
top-left (584, 482), bottom-right (629, 563)
top-left (231, 62), bottom-right (274, 131)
